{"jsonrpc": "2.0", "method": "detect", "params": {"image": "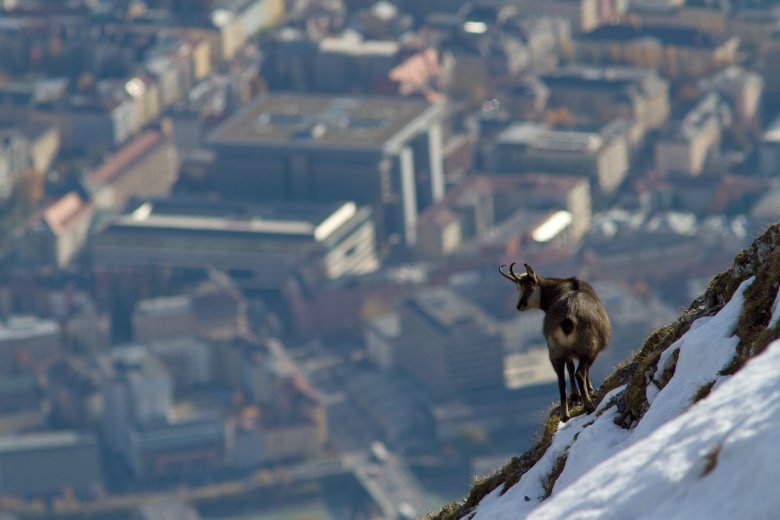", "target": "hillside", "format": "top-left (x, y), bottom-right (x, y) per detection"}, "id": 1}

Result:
top-left (431, 223), bottom-right (780, 520)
